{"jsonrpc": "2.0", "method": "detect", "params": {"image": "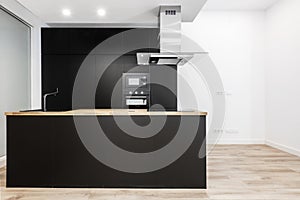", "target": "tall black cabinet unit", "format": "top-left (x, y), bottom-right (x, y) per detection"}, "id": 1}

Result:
top-left (42, 28), bottom-right (177, 111)
top-left (149, 65), bottom-right (177, 111)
